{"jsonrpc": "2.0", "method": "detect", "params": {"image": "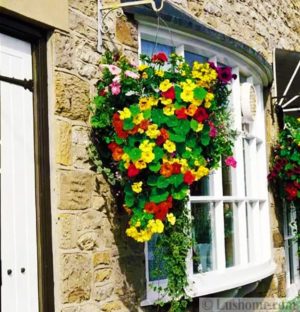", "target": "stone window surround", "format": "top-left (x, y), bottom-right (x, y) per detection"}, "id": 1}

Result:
top-left (137, 21), bottom-right (276, 306)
